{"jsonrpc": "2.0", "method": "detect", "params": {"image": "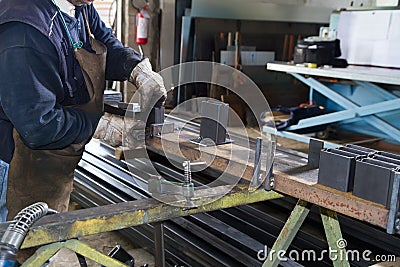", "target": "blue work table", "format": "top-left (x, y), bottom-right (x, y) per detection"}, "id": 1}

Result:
top-left (265, 62), bottom-right (400, 144)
